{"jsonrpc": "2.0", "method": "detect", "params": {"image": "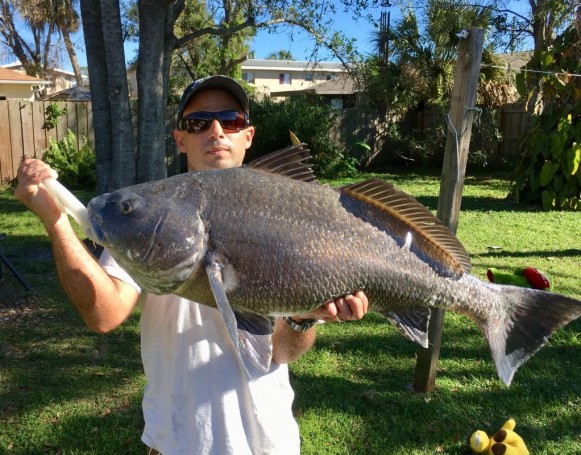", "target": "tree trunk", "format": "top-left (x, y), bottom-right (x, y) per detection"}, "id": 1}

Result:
top-left (135, 0), bottom-right (183, 183)
top-left (79, 0), bottom-right (112, 194)
top-left (61, 26), bottom-right (85, 87)
top-left (100, 0), bottom-right (136, 190)
top-left (80, 0), bottom-right (135, 193)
